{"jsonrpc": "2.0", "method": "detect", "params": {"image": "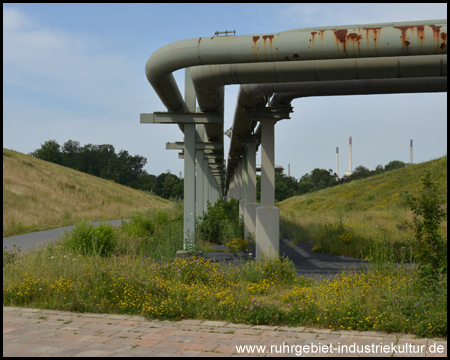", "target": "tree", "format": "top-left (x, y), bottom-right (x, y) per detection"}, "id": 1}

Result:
top-left (374, 164), bottom-right (384, 175)
top-left (349, 165), bottom-right (372, 180)
top-left (275, 172), bottom-right (298, 202)
top-left (155, 172), bottom-right (182, 199)
top-left (385, 160), bottom-right (407, 172)
top-left (30, 140), bottom-right (63, 165)
top-left (161, 175), bottom-right (178, 199)
top-left (129, 171), bottom-right (157, 192)
top-left (404, 167), bottom-right (447, 281)
top-left (310, 168), bottom-right (337, 190)
top-left (62, 139), bottom-right (81, 170)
